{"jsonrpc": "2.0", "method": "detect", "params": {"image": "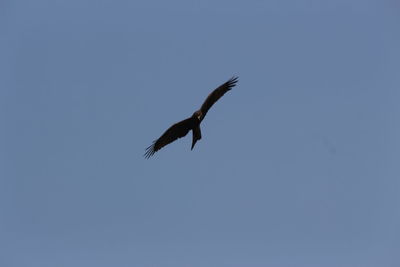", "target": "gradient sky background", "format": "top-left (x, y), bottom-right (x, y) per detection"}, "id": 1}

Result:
top-left (1, 0), bottom-right (400, 266)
